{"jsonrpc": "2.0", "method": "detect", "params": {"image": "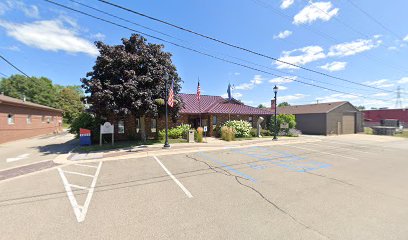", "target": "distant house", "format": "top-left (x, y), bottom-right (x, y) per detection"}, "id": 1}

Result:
top-left (109, 93), bottom-right (273, 141)
top-left (0, 94), bottom-right (63, 144)
top-left (363, 108), bottom-right (408, 127)
top-left (273, 101), bottom-right (363, 135)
